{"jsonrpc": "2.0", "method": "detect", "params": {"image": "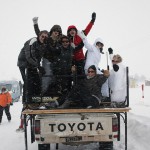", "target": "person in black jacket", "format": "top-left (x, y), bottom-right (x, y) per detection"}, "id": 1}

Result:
top-left (45, 35), bottom-right (74, 103)
top-left (47, 65), bottom-right (109, 109)
top-left (32, 17), bottom-right (63, 95)
top-left (17, 30), bottom-right (49, 103)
